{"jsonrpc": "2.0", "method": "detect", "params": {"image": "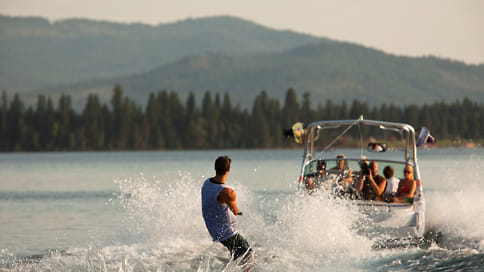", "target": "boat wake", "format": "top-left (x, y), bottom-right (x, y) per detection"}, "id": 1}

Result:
top-left (423, 189), bottom-right (484, 251)
top-left (2, 169), bottom-right (483, 271)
